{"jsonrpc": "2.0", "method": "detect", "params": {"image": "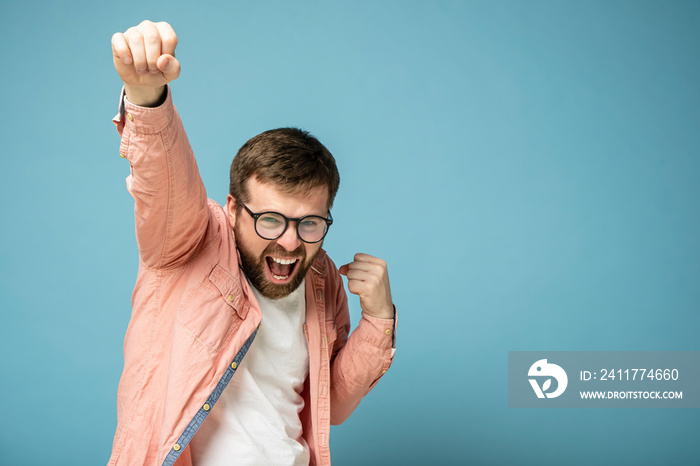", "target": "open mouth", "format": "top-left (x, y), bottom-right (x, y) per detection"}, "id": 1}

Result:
top-left (265, 256), bottom-right (299, 282)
